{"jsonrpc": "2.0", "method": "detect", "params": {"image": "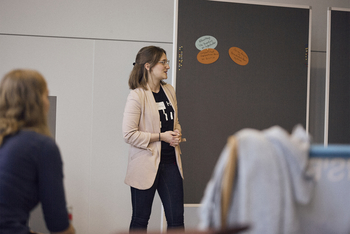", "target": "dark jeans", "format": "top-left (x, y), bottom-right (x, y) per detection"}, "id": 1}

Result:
top-left (129, 163), bottom-right (184, 231)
